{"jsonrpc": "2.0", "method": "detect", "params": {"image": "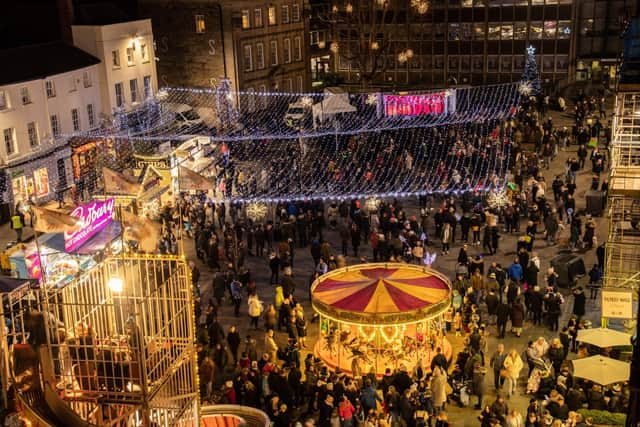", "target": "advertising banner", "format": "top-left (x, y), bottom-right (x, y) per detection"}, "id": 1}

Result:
top-left (64, 198), bottom-right (115, 252)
